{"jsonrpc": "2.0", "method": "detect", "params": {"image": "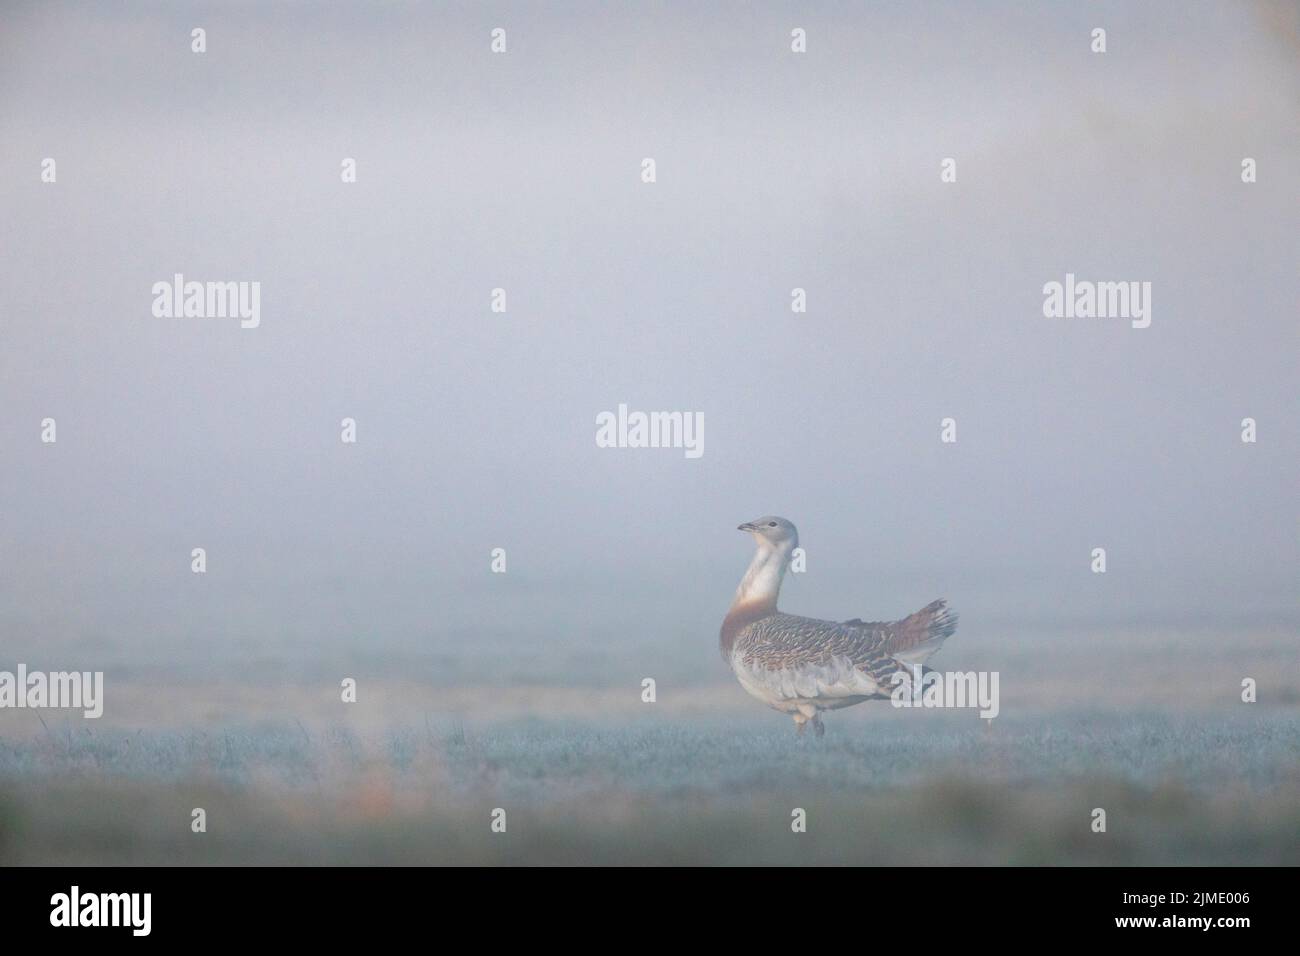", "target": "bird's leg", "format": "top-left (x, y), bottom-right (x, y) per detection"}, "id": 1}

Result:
top-left (793, 713), bottom-right (808, 736)
top-left (812, 714), bottom-right (825, 738)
